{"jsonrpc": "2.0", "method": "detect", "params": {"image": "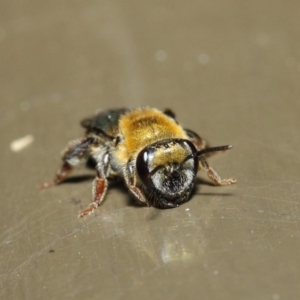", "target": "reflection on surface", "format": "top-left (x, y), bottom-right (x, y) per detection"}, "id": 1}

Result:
top-left (91, 204), bottom-right (208, 266)
top-left (160, 231), bottom-right (204, 264)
